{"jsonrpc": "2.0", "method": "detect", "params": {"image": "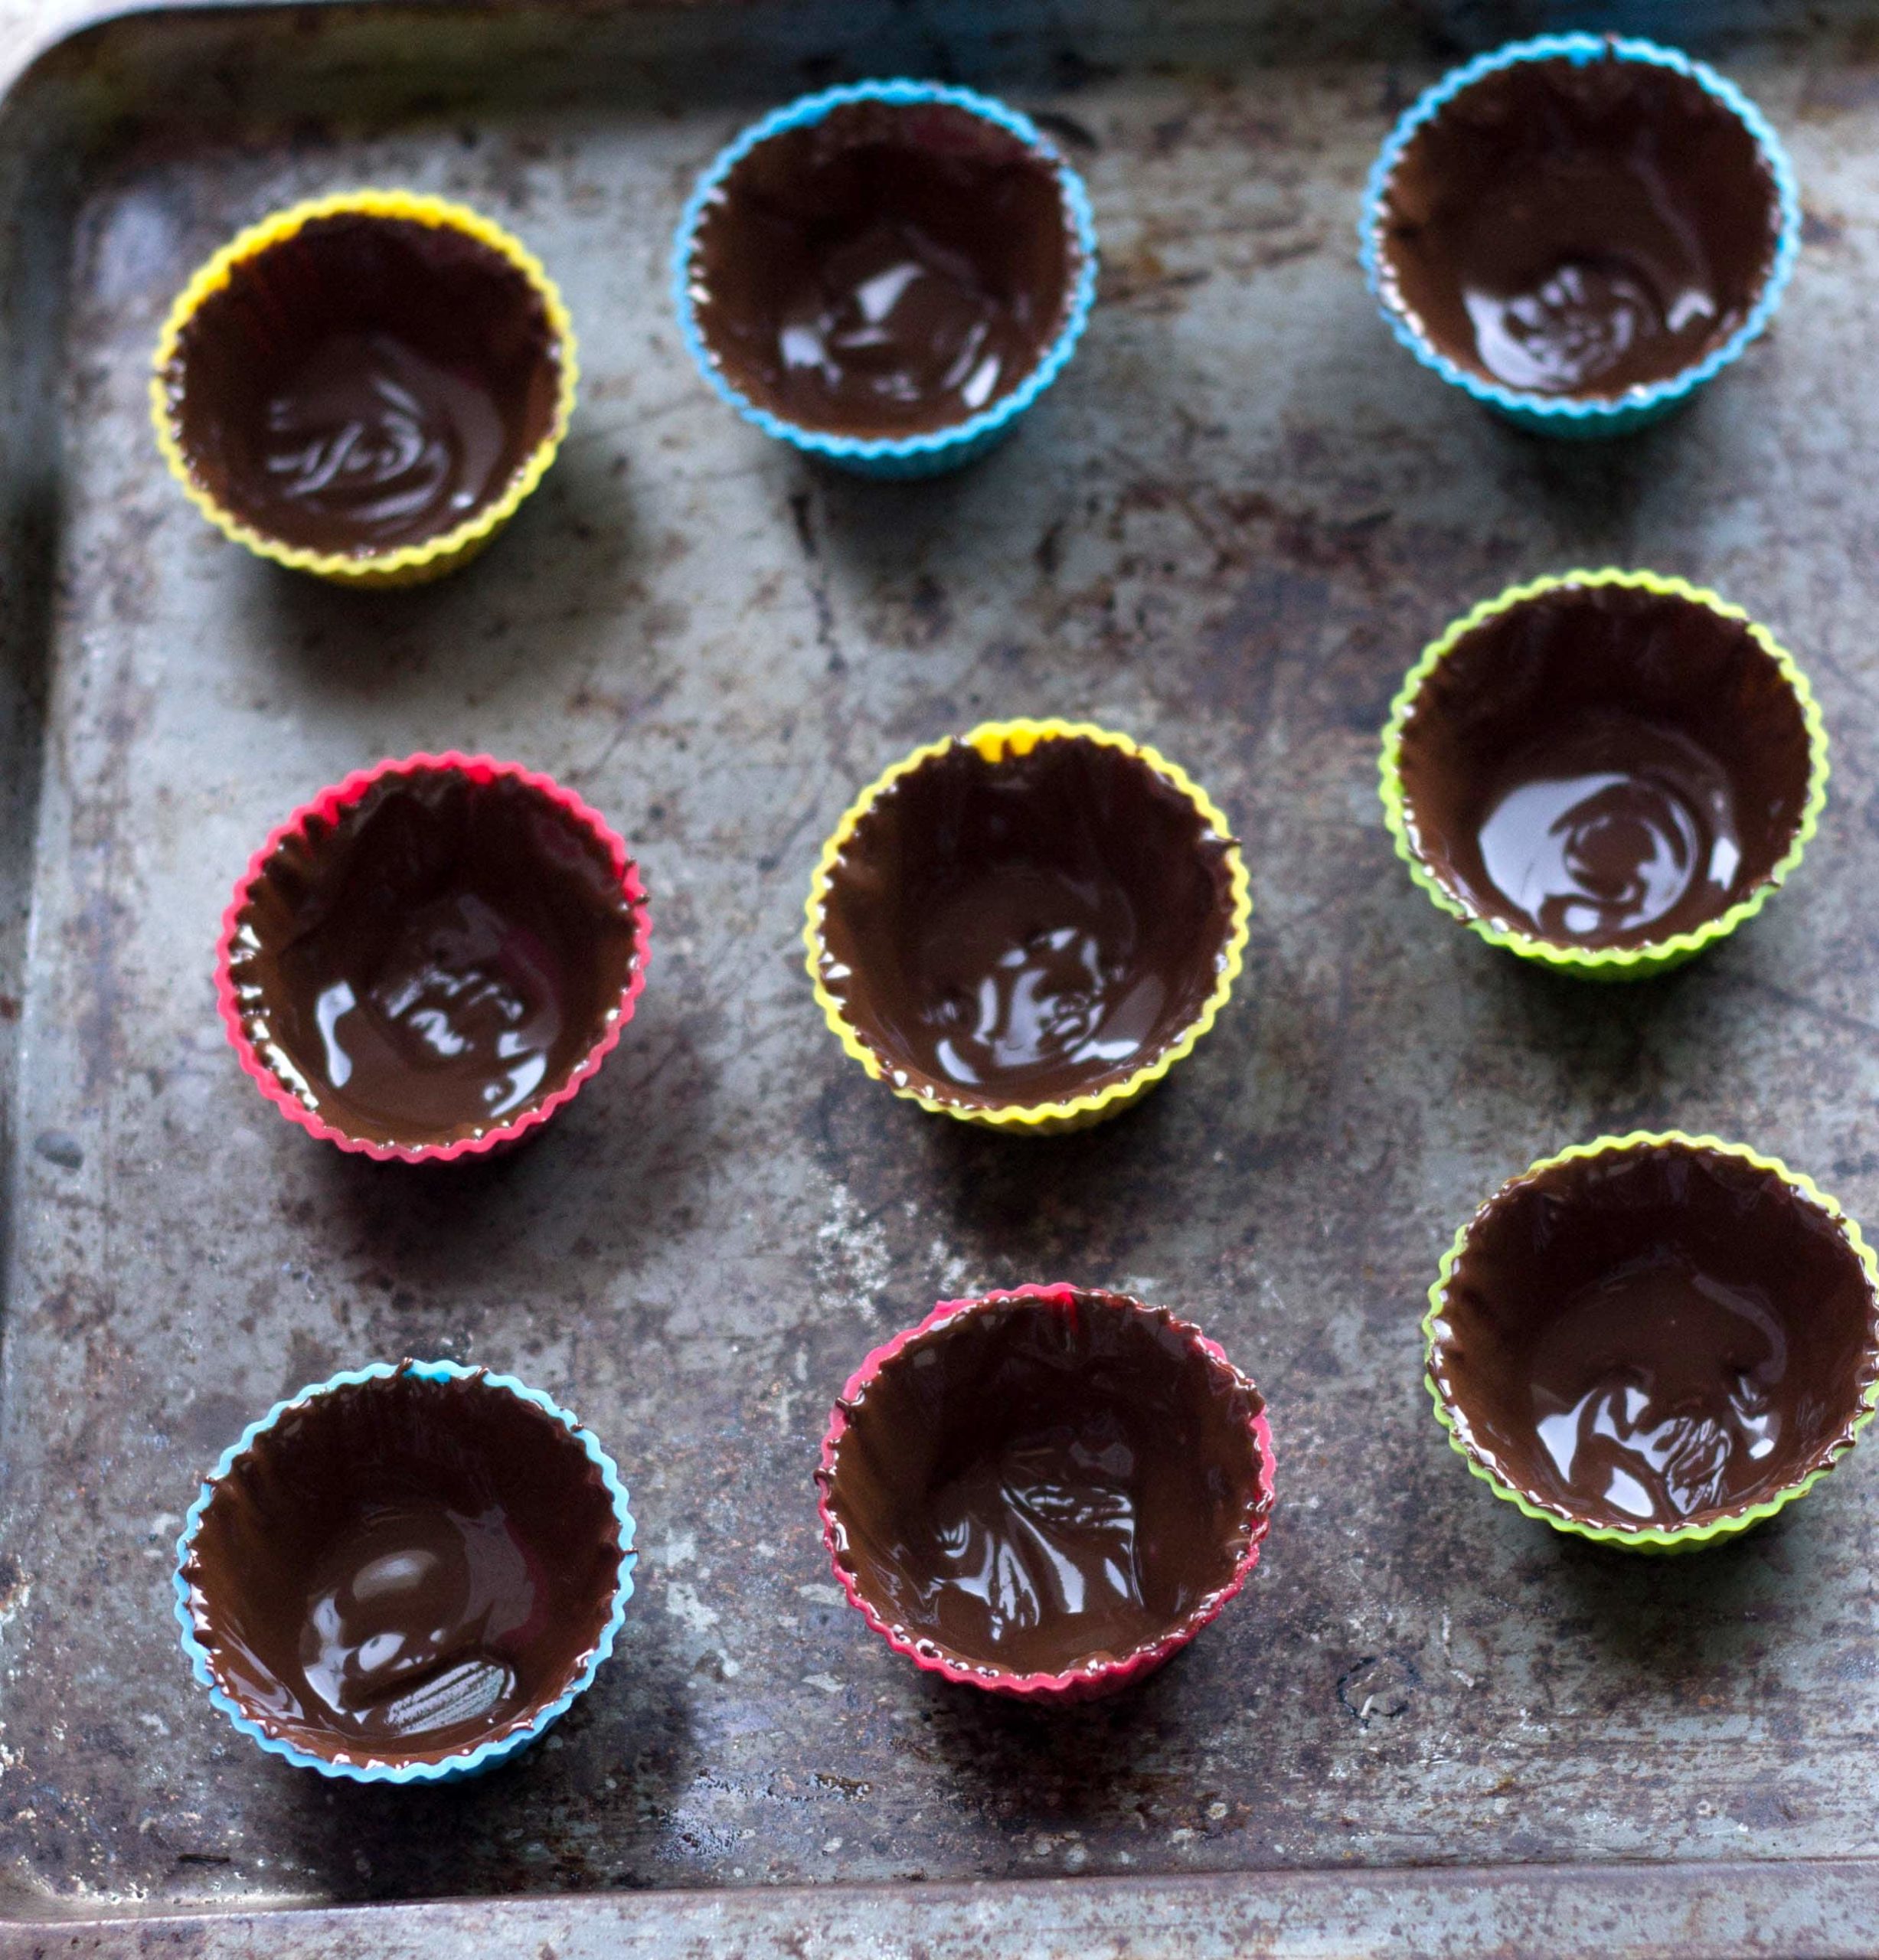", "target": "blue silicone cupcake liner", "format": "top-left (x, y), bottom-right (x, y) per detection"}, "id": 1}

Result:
top-left (174, 1358), bottom-right (636, 1785)
top-left (672, 80), bottom-right (1099, 478)
top-left (1359, 34), bottom-right (1801, 437)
